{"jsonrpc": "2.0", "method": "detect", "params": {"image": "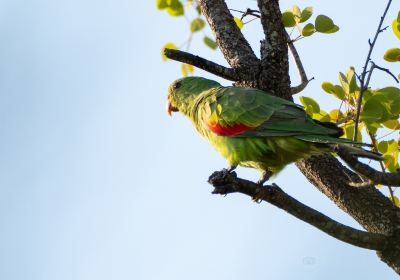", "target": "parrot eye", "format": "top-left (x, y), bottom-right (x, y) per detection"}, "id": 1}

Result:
top-left (173, 82), bottom-right (182, 90)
